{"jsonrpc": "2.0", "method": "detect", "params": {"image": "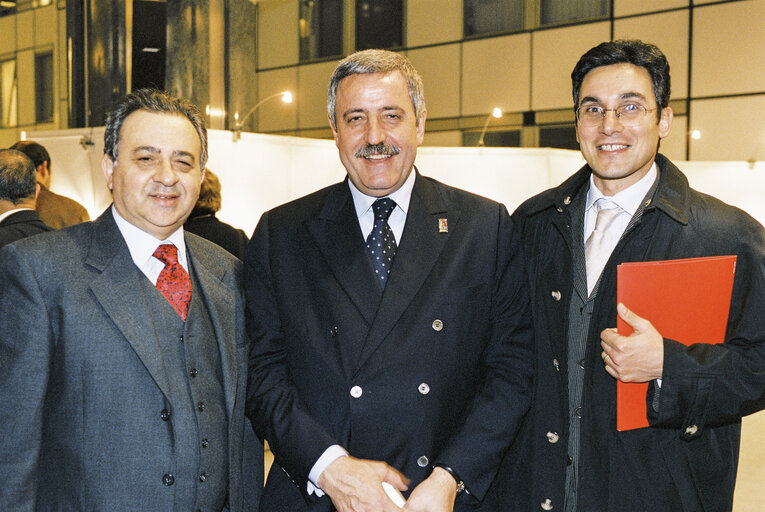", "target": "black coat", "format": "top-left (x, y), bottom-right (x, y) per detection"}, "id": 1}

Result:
top-left (493, 154), bottom-right (765, 512)
top-left (0, 209), bottom-right (52, 249)
top-left (185, 213), bottom-right (249, 260)
top-left (244, 174), bottom-right (534, 511)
